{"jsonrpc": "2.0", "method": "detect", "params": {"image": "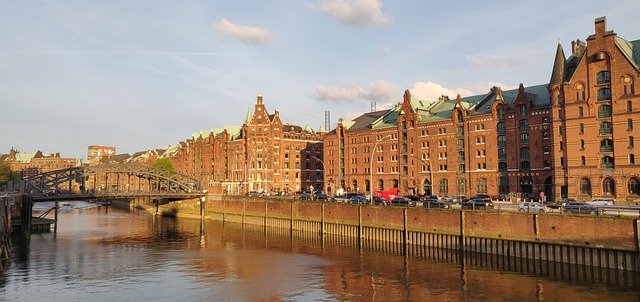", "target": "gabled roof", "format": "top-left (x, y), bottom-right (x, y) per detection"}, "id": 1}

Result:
top-left (615, 36), bottom-right (640, 71)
